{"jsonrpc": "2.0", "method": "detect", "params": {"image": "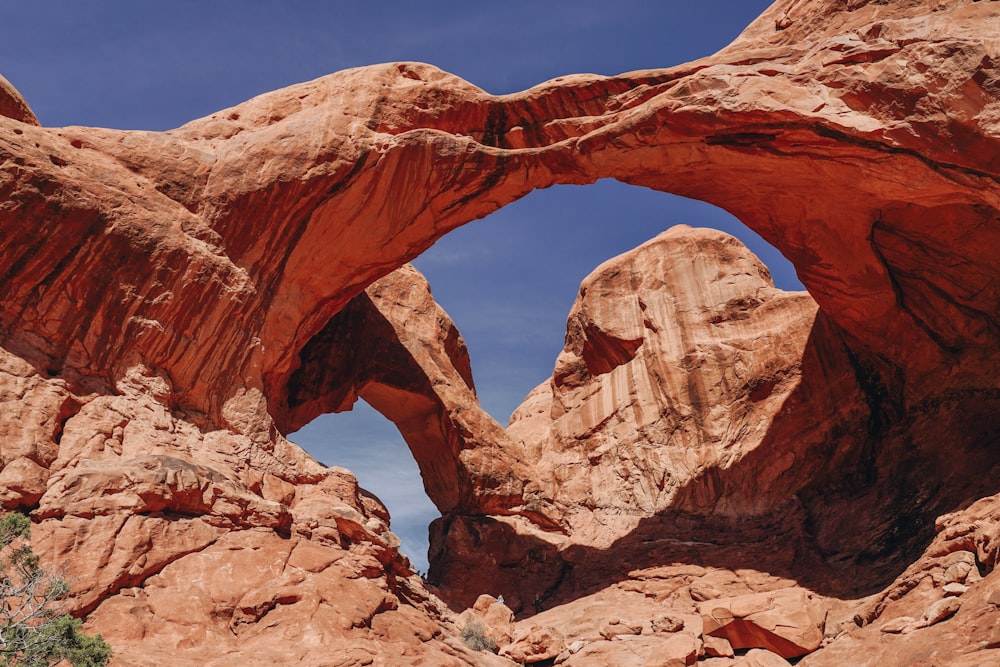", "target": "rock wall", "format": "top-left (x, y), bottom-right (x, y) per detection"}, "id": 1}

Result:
top-left (0, 0), bottom-right (998, 665)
